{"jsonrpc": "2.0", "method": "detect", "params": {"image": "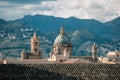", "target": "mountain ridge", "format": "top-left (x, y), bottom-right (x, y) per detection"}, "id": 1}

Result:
top-left (10, 14), bottom-right (110, 36)
top-left (105, 16), bottom-right (120, 26)
top-left (0, 15), bottom-right (120, 58)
